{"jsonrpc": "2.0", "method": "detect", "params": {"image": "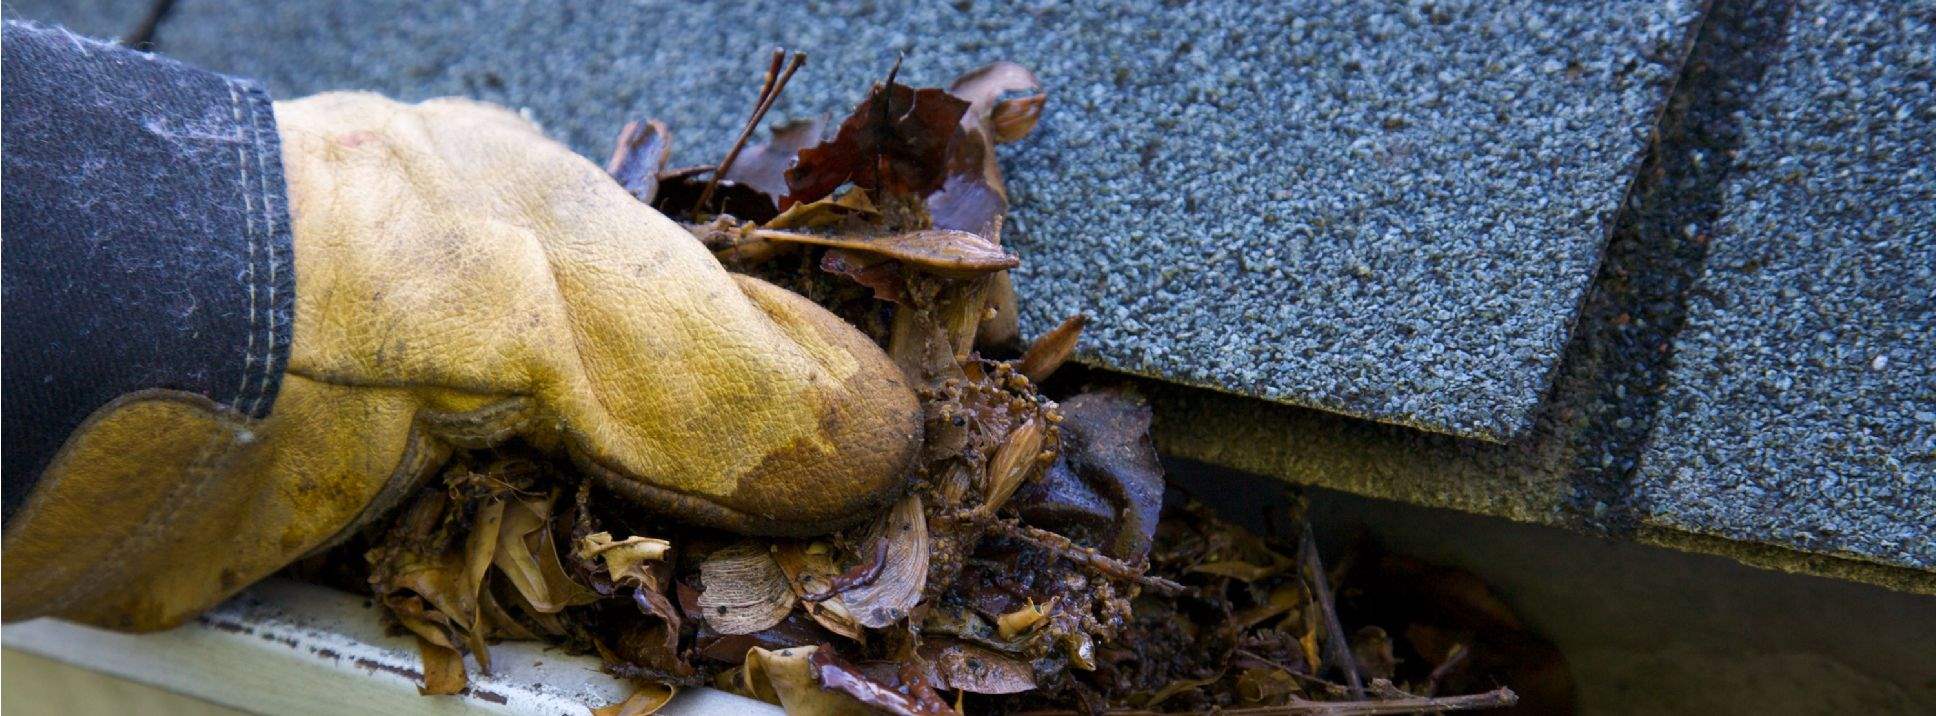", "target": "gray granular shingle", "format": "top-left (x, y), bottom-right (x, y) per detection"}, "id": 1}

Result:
top-left (0, 0), bottom-right (1697, 441)
top-left (1634, 1), bottom-right (1936, 570)
top-left (2, 0), bottom-right (142, 39)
